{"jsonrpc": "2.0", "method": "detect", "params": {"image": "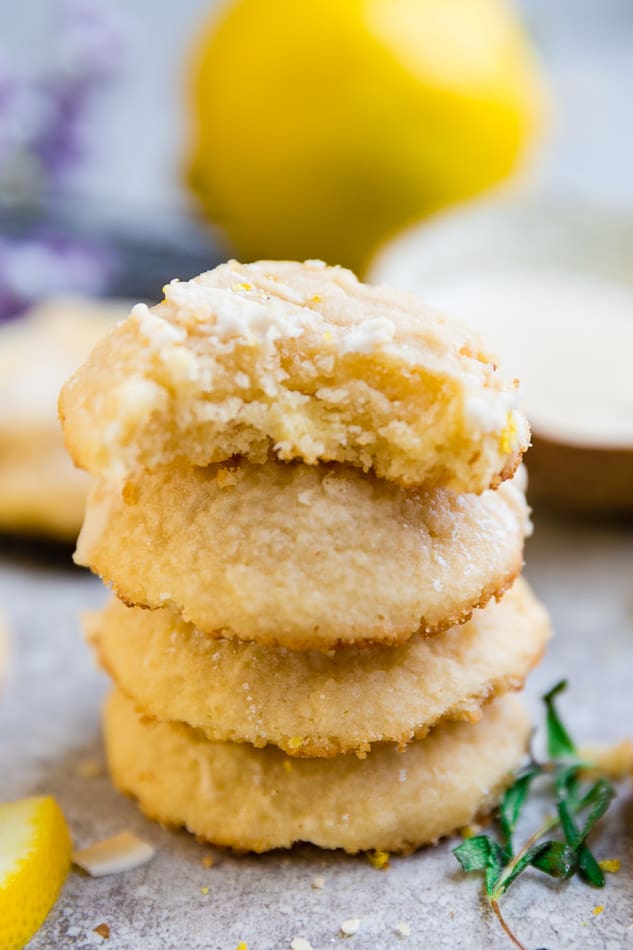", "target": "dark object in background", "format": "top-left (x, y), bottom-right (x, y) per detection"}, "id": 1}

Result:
top-left (104, 226), bottom-right (224, 304)
top-left (0, 208), bottom-right (225, 316)
top-left (528, 435), bottom-right (633, 517)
